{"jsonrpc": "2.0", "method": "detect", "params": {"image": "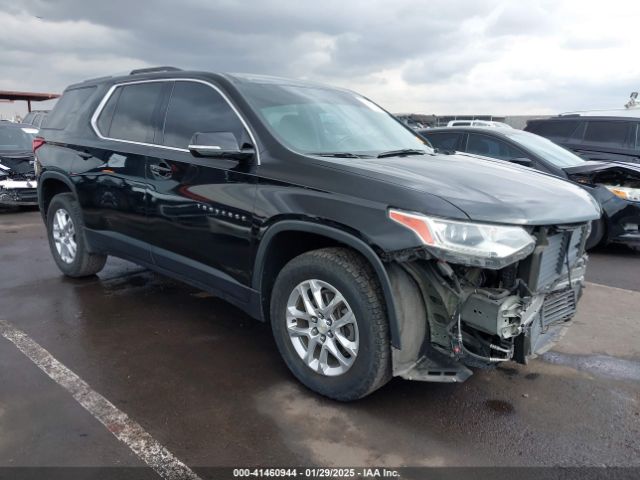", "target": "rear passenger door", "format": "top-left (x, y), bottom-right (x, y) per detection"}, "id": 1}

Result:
top-left (144, 80), bottom-right (257, 290)
top-left (76, 81), bottom-right (166, 262)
